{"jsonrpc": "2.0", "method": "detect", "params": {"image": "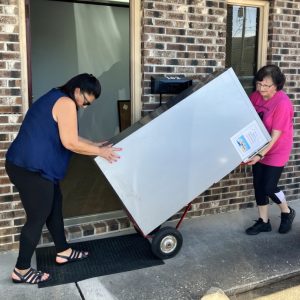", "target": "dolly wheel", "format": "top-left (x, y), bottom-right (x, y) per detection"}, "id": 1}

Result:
top-left (151, 227), bottom-right (183, 259)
